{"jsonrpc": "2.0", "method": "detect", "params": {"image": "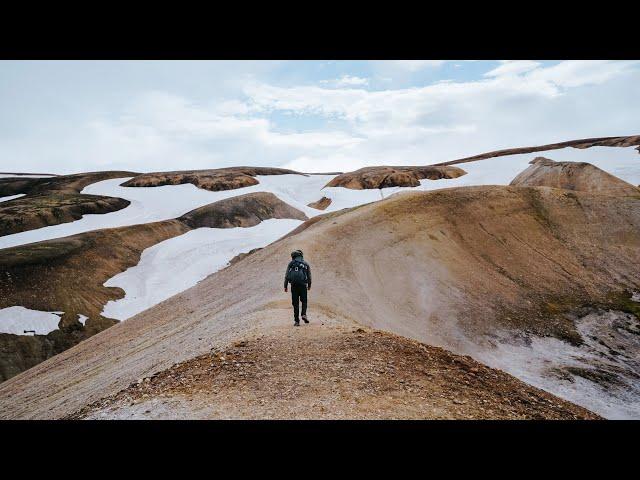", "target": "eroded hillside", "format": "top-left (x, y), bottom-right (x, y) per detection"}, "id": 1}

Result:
top-left (1, 141), bottom-right (639, 419)
top-left (0, 192), bottom-right (306, 381)
top-left (1, 168), bottom-right (638, 418)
